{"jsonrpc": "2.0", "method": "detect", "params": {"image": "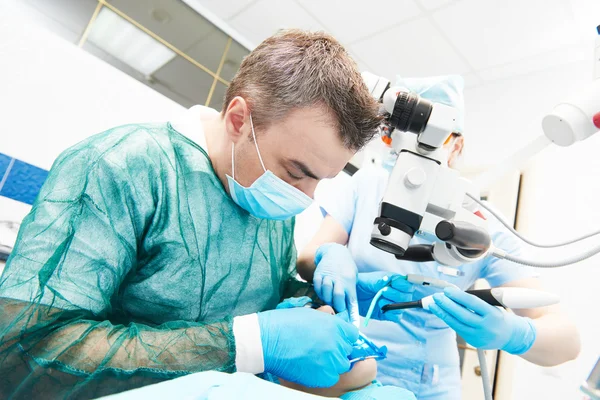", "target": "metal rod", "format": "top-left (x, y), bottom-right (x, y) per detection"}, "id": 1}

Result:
top-left (78, 1), bottom-right (103, 47)
top-left (206, 37), bottom-right (232, 106)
